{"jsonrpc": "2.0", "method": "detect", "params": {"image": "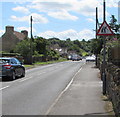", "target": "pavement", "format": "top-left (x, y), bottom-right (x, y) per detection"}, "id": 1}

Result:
top-left (47, 62), bottom-right (111, 116)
